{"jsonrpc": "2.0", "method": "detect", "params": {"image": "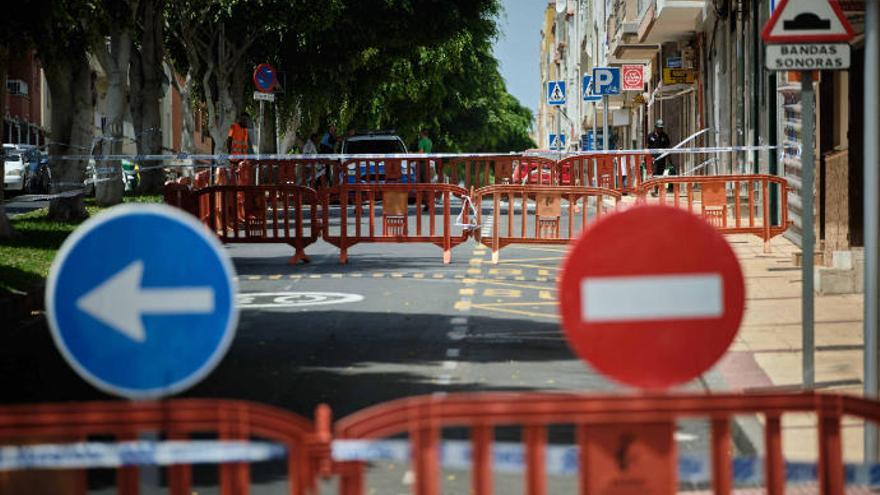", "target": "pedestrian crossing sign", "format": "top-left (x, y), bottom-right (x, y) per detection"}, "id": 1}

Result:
top-left (549, 134), bottom-right (566, 151)
top-left (582, 75), bottom-right (601, 102)
top-left (547, 80), bottom-right (566, 106)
